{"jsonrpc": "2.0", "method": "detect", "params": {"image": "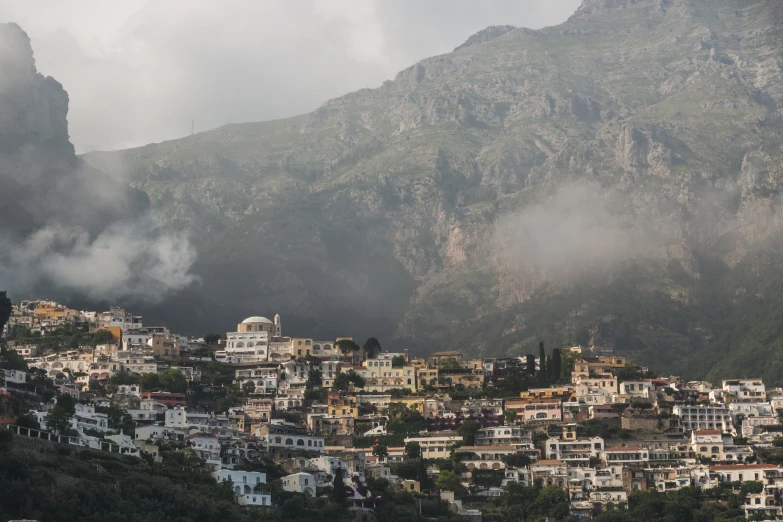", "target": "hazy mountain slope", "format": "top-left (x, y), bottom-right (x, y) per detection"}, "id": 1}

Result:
top-left (84, 0), bottom-right (783, 381)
